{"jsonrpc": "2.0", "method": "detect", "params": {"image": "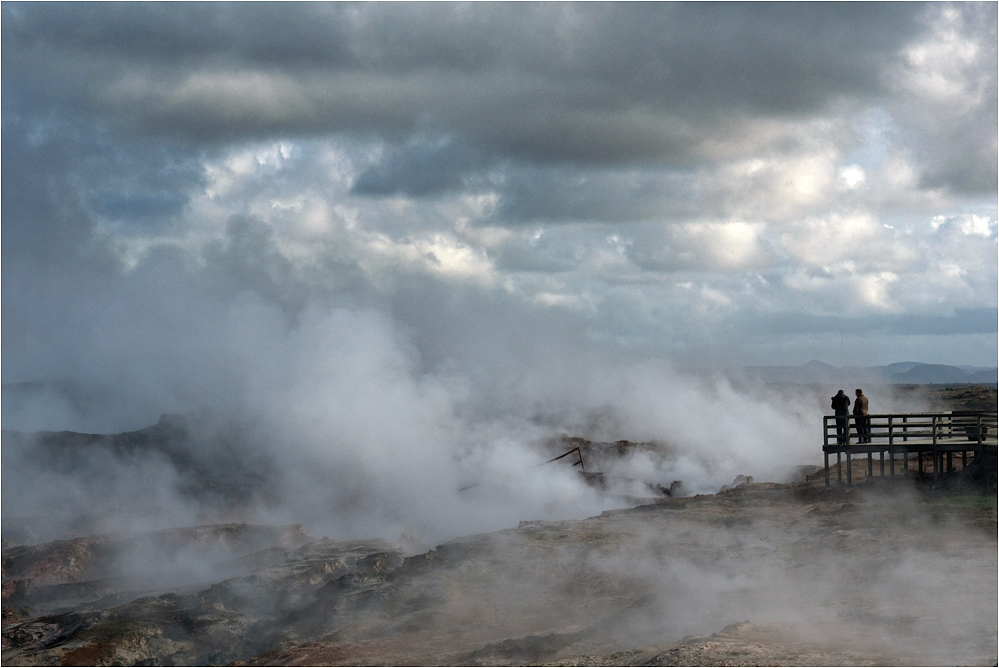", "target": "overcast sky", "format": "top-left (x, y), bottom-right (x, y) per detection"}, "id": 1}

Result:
top-left (2, 1), bottom-right (997, 547)
top-left (2, 2), bottom-right (997, 427)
